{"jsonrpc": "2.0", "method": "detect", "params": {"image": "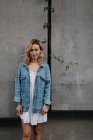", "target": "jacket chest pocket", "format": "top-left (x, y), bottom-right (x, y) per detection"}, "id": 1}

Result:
top-left (39, 75), bottom-right (46, 88)
top-left (20, 75), bottom-right (26, 87)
